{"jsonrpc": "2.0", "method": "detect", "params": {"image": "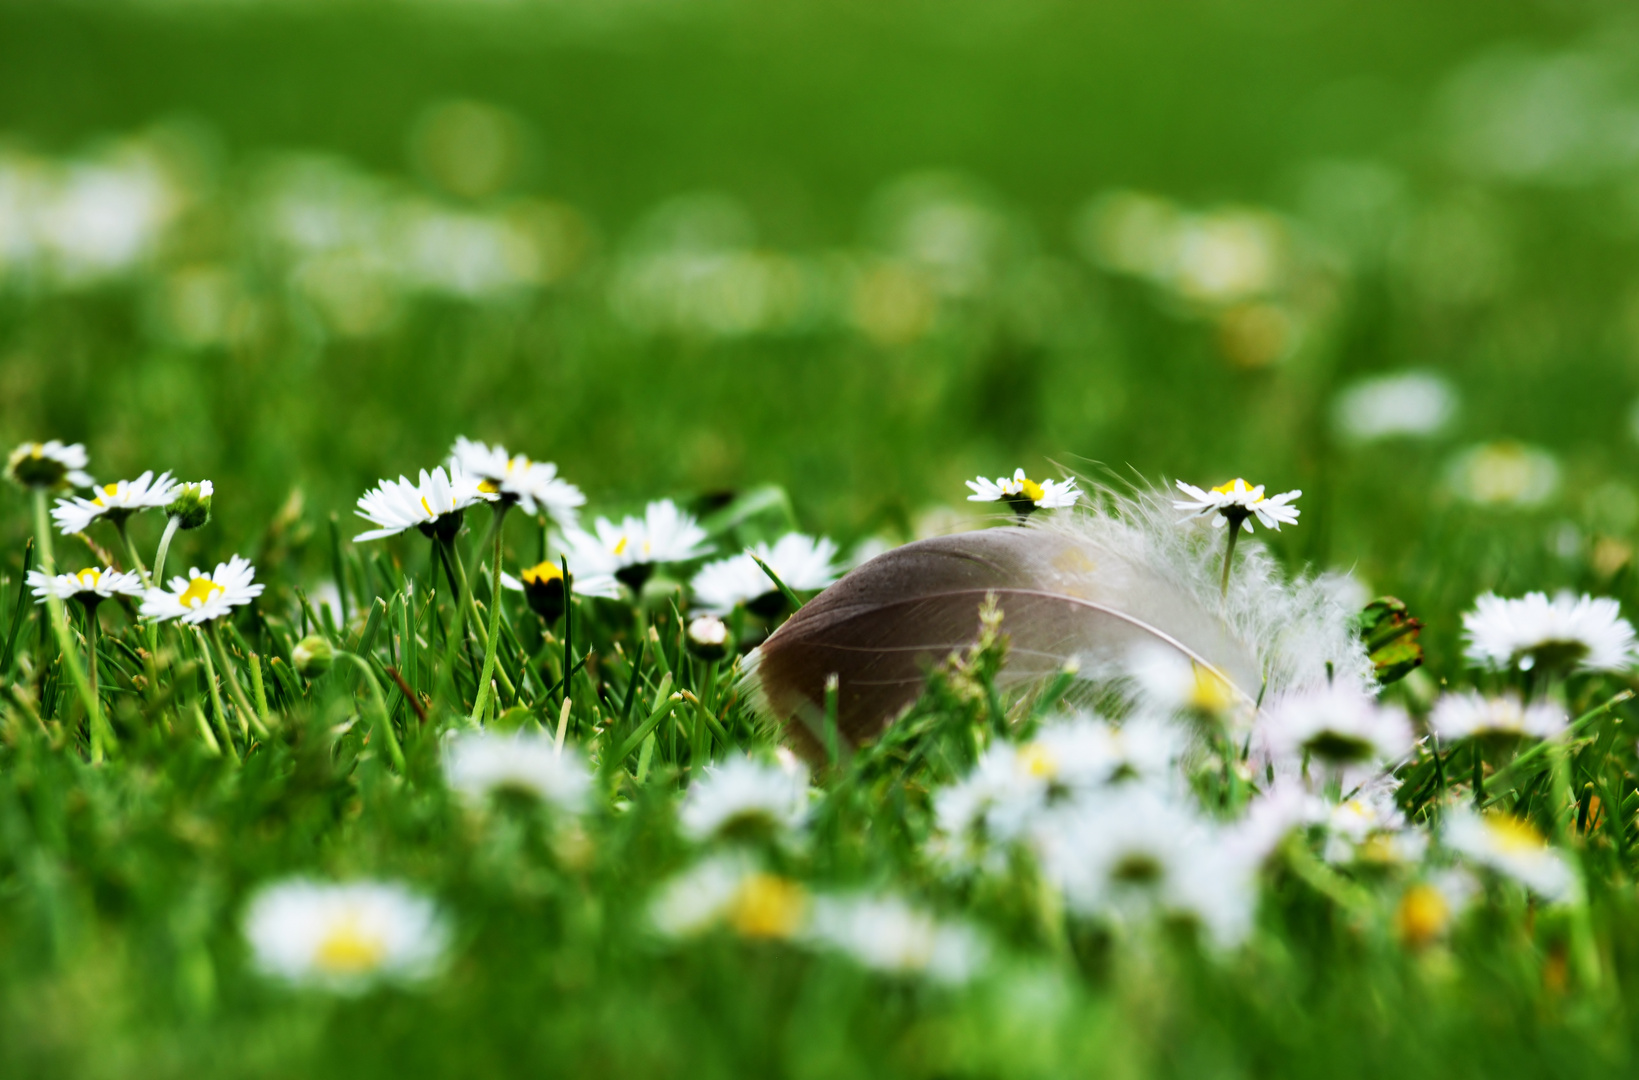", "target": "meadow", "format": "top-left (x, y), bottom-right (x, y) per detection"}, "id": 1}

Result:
top-left (4, 1), bottom-right (1639, 1076)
